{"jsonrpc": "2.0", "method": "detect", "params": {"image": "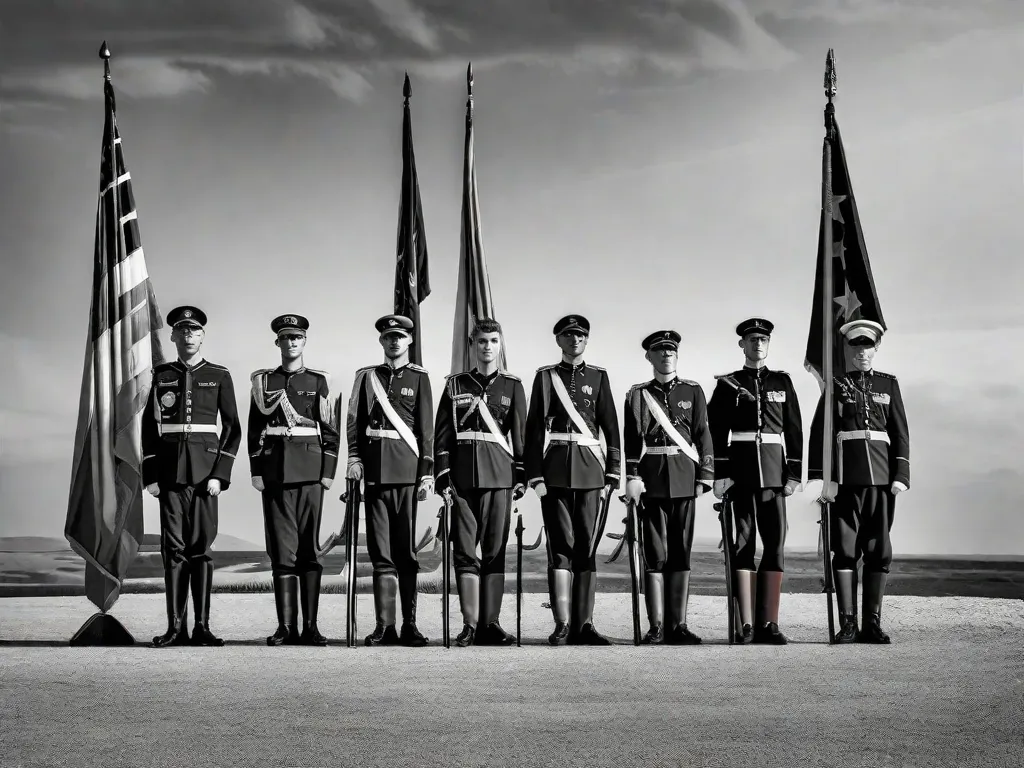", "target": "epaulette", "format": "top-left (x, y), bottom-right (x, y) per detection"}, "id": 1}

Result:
top-left (587, 363), bottom-right (606, 371)
top-left (153, 360), bottom-right (175, 372)
top-left (874, 370), bottom-right (896, 380)
top-left (536, 364), bottom-right (557, 372)
top-left (675, 378), bottom-right (697, 387)
top-left (205, 362), bottom-right (229, 371)
top-left (406, 363), bottom-right (428, 373)
top-left (355, 365), bottom-right (377, 374)
top-left (249, 368), bottom-right (273, 381)
top-left (499, 371), bottom-right (521, 382)
top-left (306, 367), bottom-right (331, 386)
